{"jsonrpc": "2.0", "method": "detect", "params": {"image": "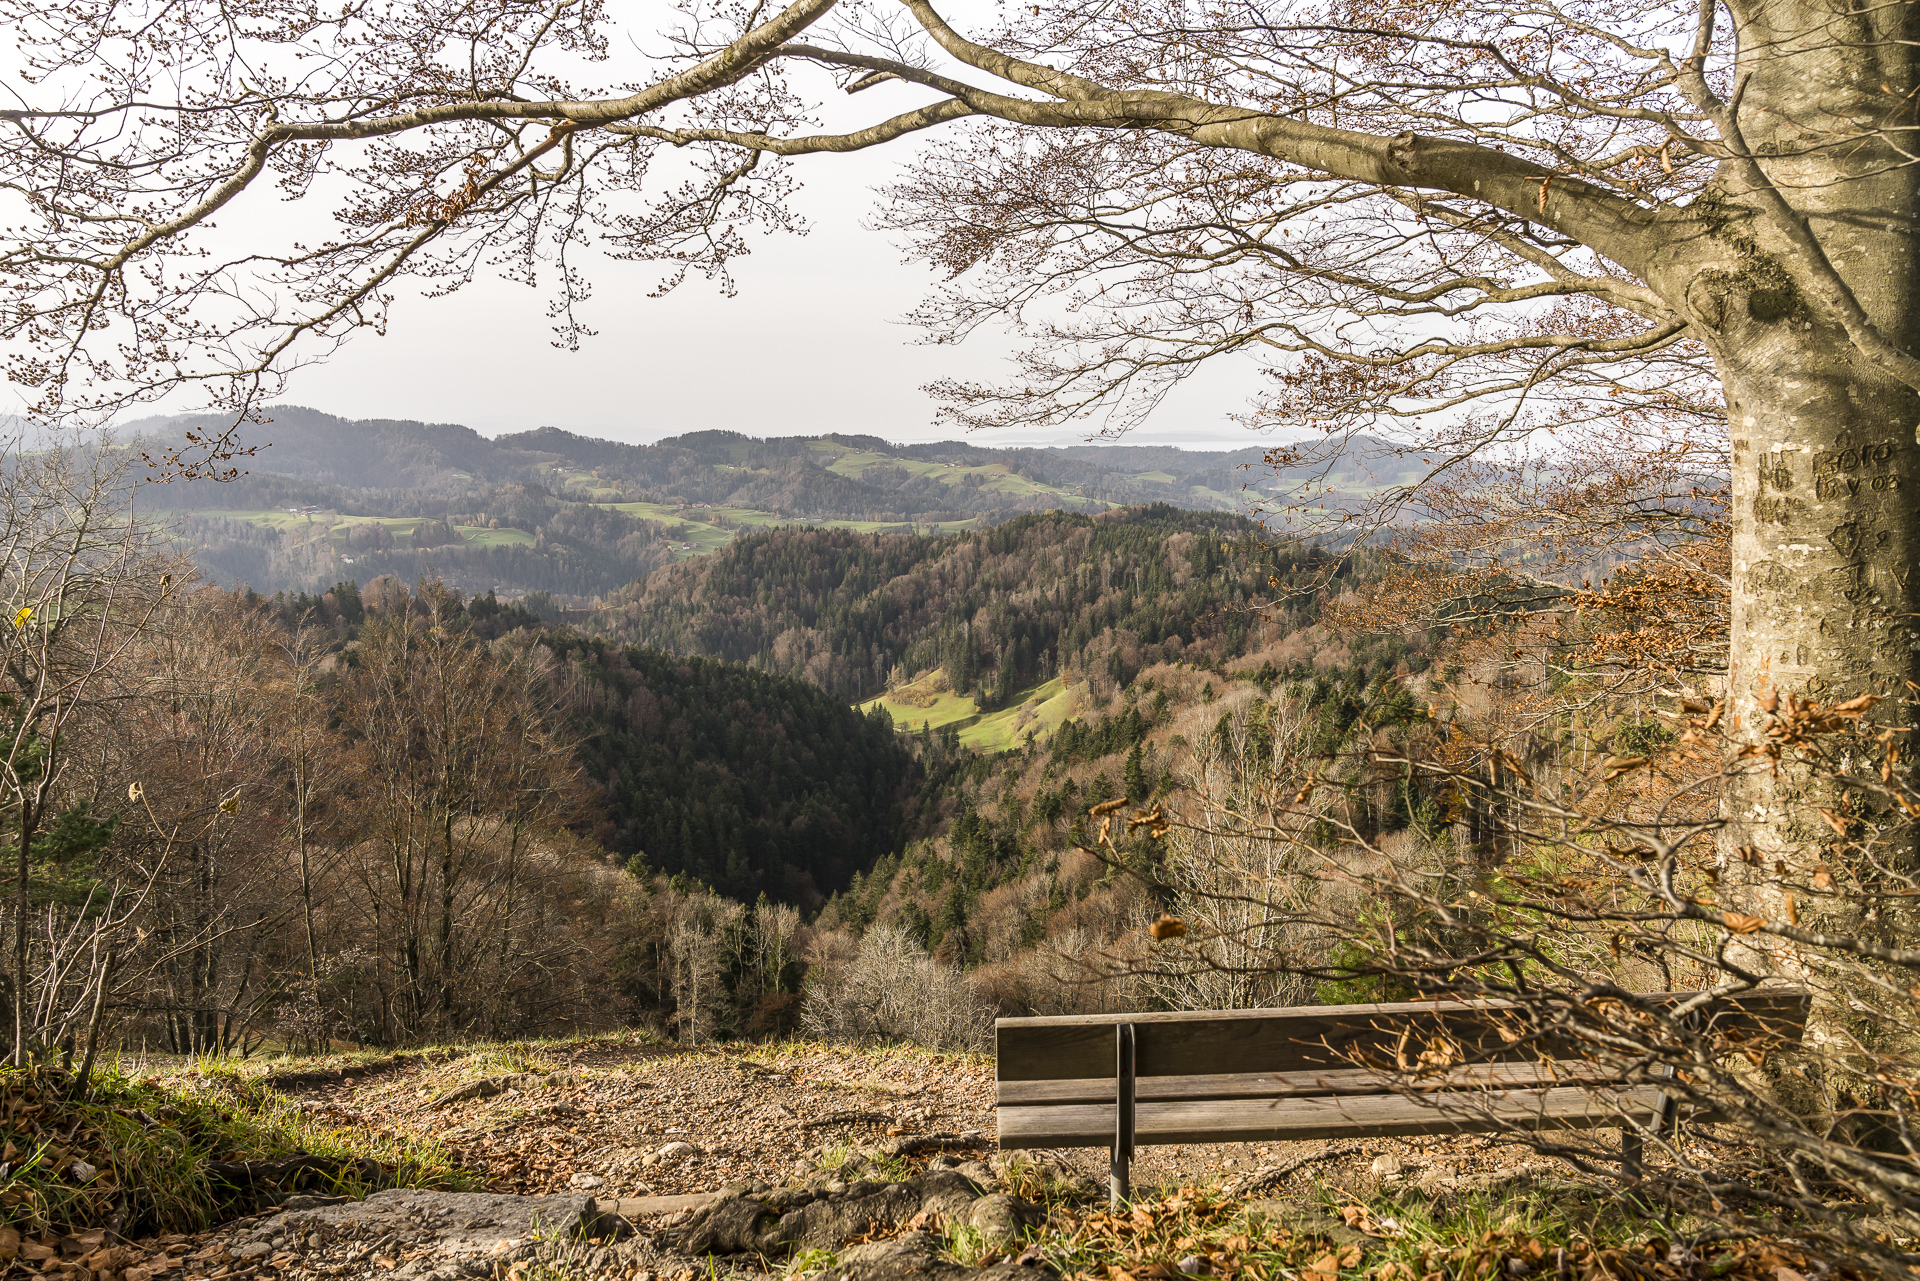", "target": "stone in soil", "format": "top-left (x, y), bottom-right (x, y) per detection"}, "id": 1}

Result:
top-left (244, 1188), bottom-right (603, 1274)
top-left (832, 1230), bottom-right (1052, 1281)
top-left (672, 1168), bottom-right (994, 1257)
